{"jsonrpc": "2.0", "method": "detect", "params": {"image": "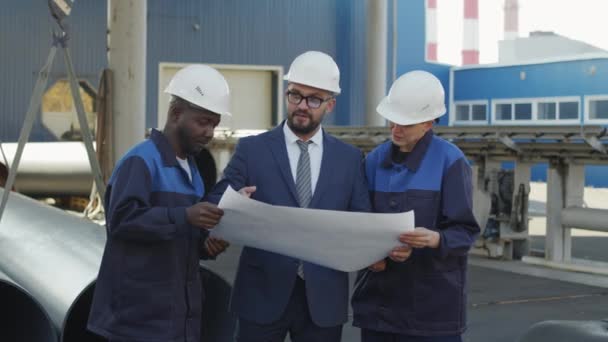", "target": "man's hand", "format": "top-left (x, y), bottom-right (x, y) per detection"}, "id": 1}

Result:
top-left (238, 186), bottom-right (256, 198)
top-left (368, 259), bottom-right (386, 272)
top-left (389, 245), bottom-right (413, 262)
top-left (399, 227), bottom-right (440, 249)
top-left (186, 202), bottom-right (224, 229)
top-left (204, 236), bottom-right (230, 257)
